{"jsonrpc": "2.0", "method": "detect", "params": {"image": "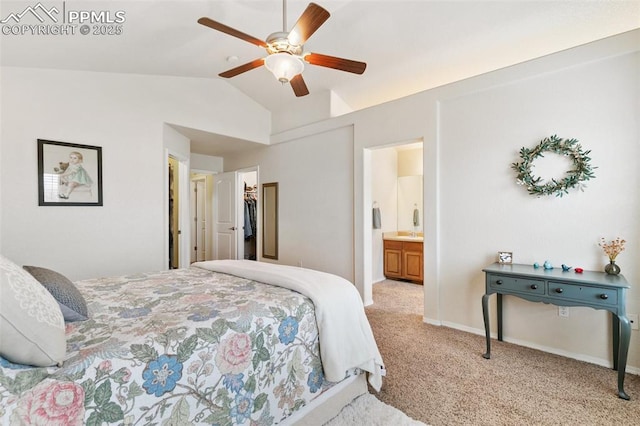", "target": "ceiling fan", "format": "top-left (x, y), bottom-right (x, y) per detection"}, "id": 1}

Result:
top-left (198, 1), bottom-right (366, 97)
